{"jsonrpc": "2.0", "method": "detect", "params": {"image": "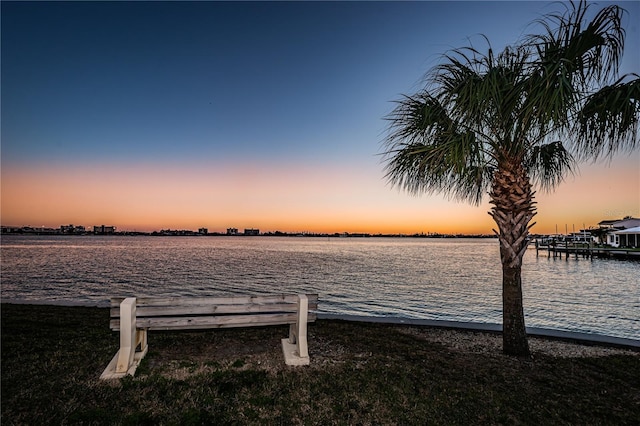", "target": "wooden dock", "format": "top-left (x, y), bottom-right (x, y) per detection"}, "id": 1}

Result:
top-left (534, 239), bottom-right (640, 260)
